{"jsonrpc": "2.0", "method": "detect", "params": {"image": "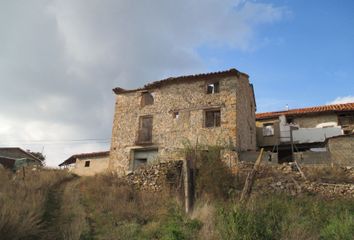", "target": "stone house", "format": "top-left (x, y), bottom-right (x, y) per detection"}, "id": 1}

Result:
top-left (59, 151), bottom-right (110, 176)
top-left (255, 102), bottom-right (354, 164)
top-left (109, 69), bottom-right (256, 175)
